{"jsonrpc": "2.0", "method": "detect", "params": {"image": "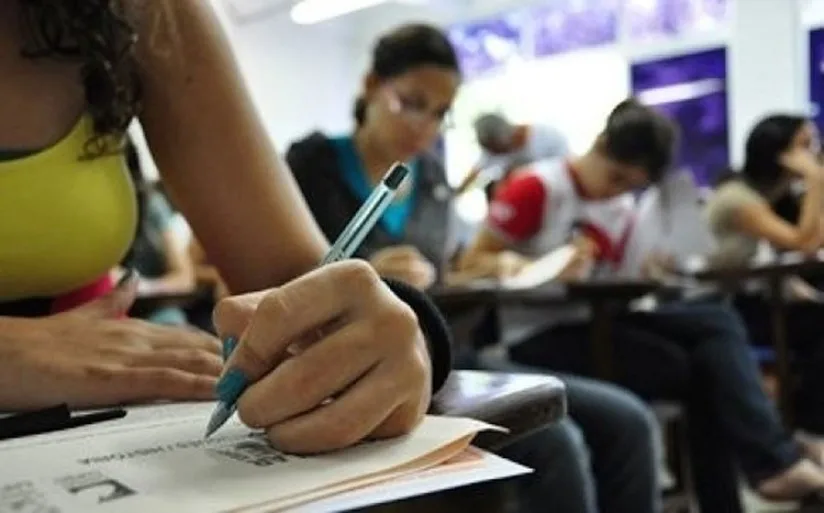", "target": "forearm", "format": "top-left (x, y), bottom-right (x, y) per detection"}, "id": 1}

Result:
top-left (140, 271), bottom-right (196, 296)
top-left (798, 175), bottom-right (823, 250)
top-left (0, 317), bottom-right (39, 411)
top-left (455, 167), bottom-right (482, 196)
